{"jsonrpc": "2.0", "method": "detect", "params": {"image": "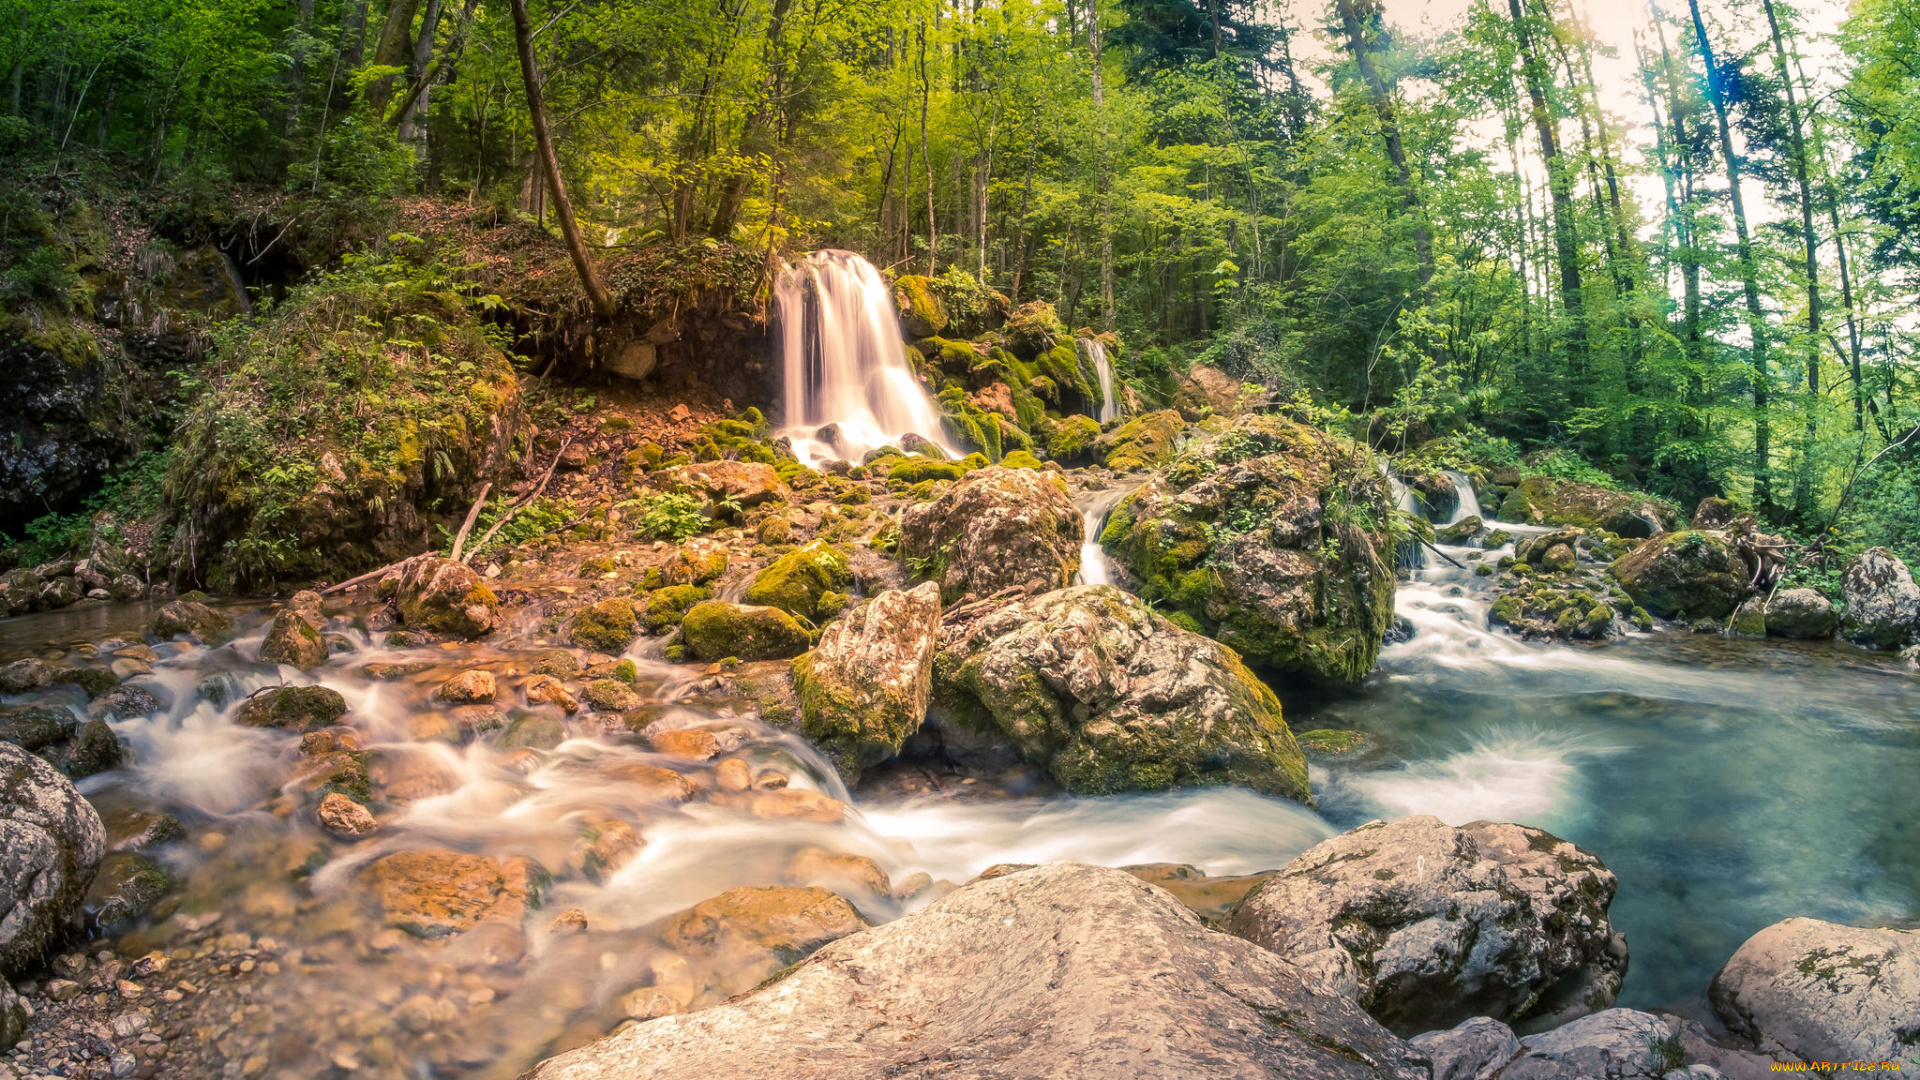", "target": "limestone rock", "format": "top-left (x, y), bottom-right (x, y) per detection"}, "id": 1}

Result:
top-left (234, 685), bottom-right (348, 729)
top-left (434, 669), bottom-right (497, 704)
top-left (1839, 548), bottom-right (1920, 648)
top-left (1497, 1009), bottom-right (1679, 1080)
top-left (317, 793), bottom-right (379, 838)
top-left (792, 581), bottom-right (942, 782)
top-left (366, 849), bottom-right (542, 938)
top-left (680, 601), bottom-right (810, 662)
top-left (1610, 531), bottom-right (1748, 620)
top-left (660, 460), bottom-right (791, 508)
top-left (1411, 1016), bottom-right (1522, 1080)
top-left (148, 600), bottom-right (231, 643)
top-left (1765, 588), bottom-right (1837, 640)
top-left (659, 885), bottom-right (867, 998)
top-left (936, 585), bottom-right (1308, 800)
top-left (1094, 409), bottom-right (1185, 472)
top-left (524, 675), bottom-right (581, 713)
top-left (527, 863), bottom-right (1428, 1080)
top-left (899, 465), bottom-right (1082, 604)
top-left (893, 274), bottom-right (948, 338)
top-left (0, 742), bottom-right (105, 974)
top-left (660, 538), bottom-right (730, 587)
top-left (87, 684), bottom-right (160, 720)
top-left (259, 605), bottom-right (327, 670)
top-left (1498, 477), bottom-right (1677, 538)
top-left (1100, 414), bottom-right (1398, 684)
top-left (0, 975), bottom-right (23, 1051)
top-left (1170, 363), bottom-right (1247, 420)
top-left (1709, 918), bottom-right (1920, 1065)
top-left (1227, 816), bottom-right (1627, 1036)
top-left (0, 658), bottom-right (53, 694)
top-left (381, 555), bottom-right (500, 639)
